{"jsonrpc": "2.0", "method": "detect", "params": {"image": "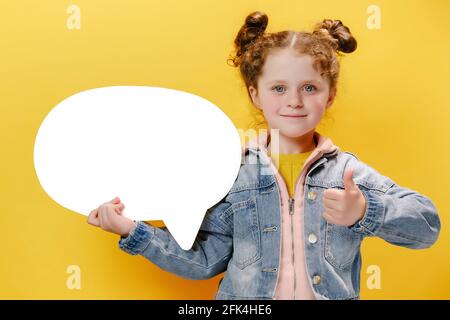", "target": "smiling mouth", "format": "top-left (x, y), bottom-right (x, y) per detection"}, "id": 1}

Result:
top-left (280, 115), bottom-right (307, 118)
